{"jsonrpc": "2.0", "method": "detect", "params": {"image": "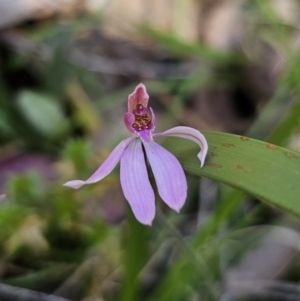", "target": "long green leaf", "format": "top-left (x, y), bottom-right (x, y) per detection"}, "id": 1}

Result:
top-left (165, 131), bottom-right (300, 217)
